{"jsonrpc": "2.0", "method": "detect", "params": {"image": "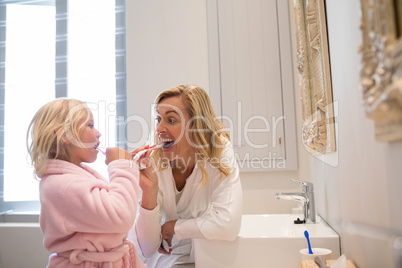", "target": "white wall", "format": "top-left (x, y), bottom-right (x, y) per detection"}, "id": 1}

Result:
top-left (311, 1), bottom-right (402, 267)
top-left (240, 0), bottom-right (311, 214)
top-left (126, 0), bottom-right (210, 150)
